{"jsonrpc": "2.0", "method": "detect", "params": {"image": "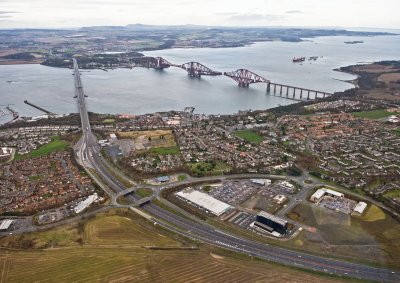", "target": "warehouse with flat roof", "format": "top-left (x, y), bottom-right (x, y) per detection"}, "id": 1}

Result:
top-left (176, 189), bottom-right (232, 216)
top-left (353, 202), bottom-right (368, 215)
top-left (0, 219), bottom-right (13, 232)
top-left (74, 194), bottom-right (98, 214)
top-left (310, 188), bottom-right (344, 203)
